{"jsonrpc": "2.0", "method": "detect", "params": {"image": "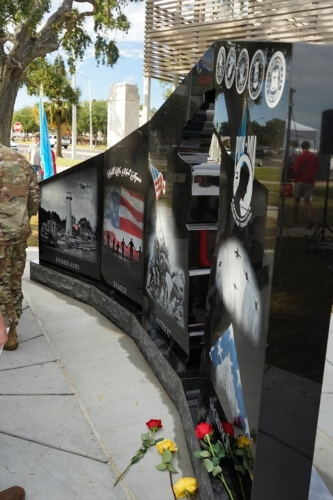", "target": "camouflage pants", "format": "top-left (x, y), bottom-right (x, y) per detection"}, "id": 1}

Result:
top-left (0, 241), bottom-right (27, 329)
